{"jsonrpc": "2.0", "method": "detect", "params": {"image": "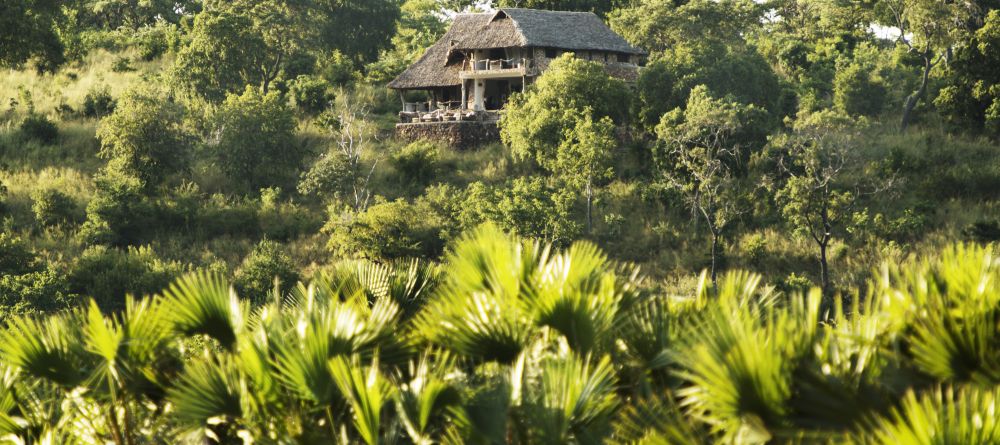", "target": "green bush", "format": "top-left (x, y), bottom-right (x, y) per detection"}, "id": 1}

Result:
top-left (19, 114), bottom-right (58, 145)
top-left (132, 22), bottom-right (181, 61)
top-left (257, 187), bottom-right (324, 241)
top-left (289, 75), bottom-right (333, 115)
top-left (82, 85), bottom-right (116, 118)
top-left (234, 240), bottom-right (300, 305)
top-left (390, 141), bottom-right (442, 189)
top-left (833, 62), bottom-right (887, 117)
top-left (318, 50), bottom-right (358, 86)
top-left (111, 55), bottom-right (135, 72)
top-left (68, 245), bottom-right (183, 311)
top-left (79, 170), bottom-right (154, 246)
top-left (96, 86), bottom-right (193, 192)
top-left (0, 232), bottom-right (38, 276)
top-left (31, 189), bottom-right (79, 227)
top-left (963, 220), bottom-right (1000, 243)
top-left (211, 87), bottom-right (304, 192)
top-left (739, 232), bottom-right (768, 266)
top-left (326, 199), bottom-right (446, 260)
top-left (0, 268), bottom-right (76, 323)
